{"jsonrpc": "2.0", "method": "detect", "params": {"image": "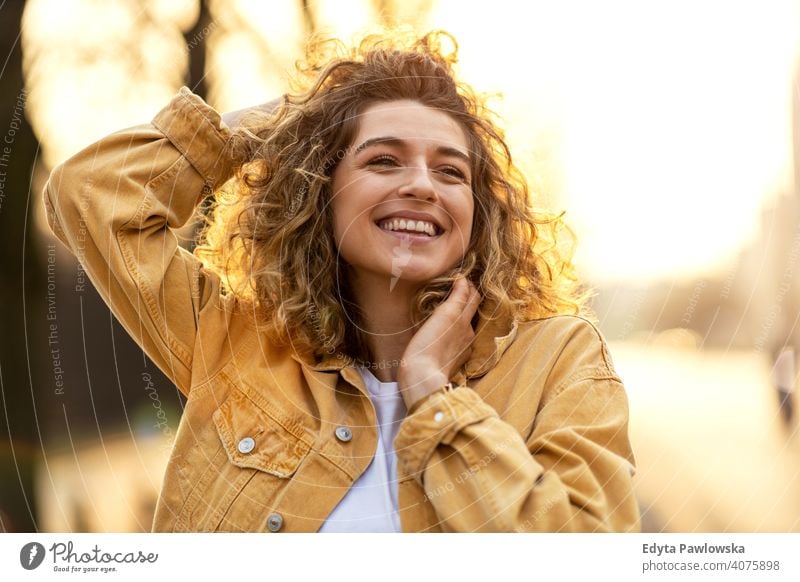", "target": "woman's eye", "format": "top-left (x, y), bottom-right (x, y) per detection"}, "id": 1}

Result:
top-left (367, 155), bottom-right (398, 167)
top-left (436, 166), bottom-right (467, 181)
